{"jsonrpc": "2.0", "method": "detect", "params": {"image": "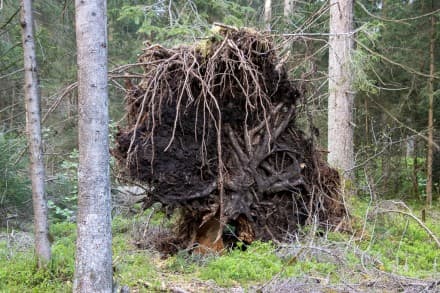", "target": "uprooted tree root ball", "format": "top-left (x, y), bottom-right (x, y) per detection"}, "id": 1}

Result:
top-left (112, 26), bottom-right (345, 255)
